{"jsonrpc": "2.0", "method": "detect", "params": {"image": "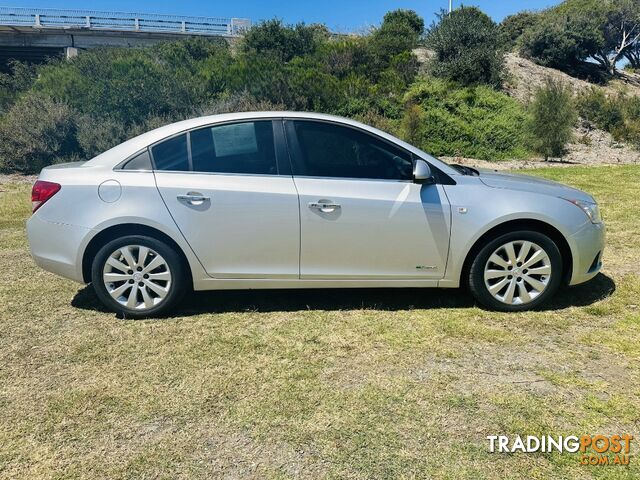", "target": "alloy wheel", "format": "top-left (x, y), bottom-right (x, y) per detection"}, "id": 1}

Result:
top-left (483, 240), bottom-right (552, 306)
top-left (102, 245), bottom-right (172, 311)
